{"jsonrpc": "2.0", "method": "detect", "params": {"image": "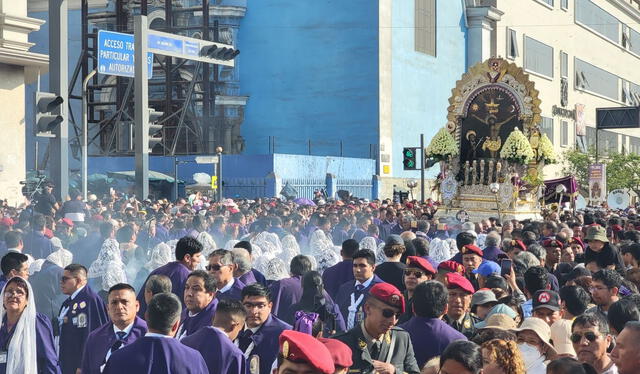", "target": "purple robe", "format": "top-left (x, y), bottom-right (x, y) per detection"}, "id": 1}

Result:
top-left (251, 268), bottom-right (267, 286)
top-left (80, 316), bottom-right (148, 374)
top-left (103, 335), bottom-right (208, 374)
top-left (238, 271), bottom-right (257, 287)
top-left (239, 315), bottom-right (291, 374)
top-left (268, 276), bottom-right (303, 318)
top-left (322, 260), bottom-right (354, 299)
top-left (23, 231), bottom-right (54, 260)
top-left (182, 327), bottom-right (248, 374)
top-left (136, 261), bottom-right (191, 318)
top-left (58, 285), bottom-right (108, 374)
top-left (0, 313), bottom-right (60, 374)
top-left (216, 278), bottom-right (245, 302)
top-left (399, 317), bottom-right (467, 369)
top-left (177, 298), bottom-right (218, 339)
